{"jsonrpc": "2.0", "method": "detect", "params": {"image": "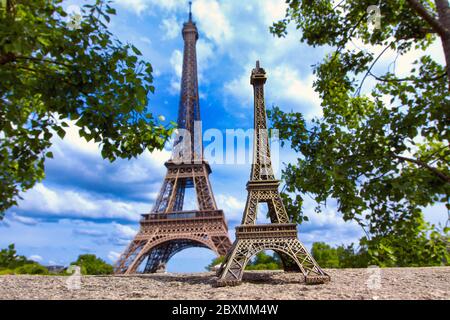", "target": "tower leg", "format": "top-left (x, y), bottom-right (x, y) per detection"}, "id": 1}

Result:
top-left (216, 238), bottom-right (330, 286)
top-left (216, 240), bottom-right (249, 286)
top-left (144, 245), bottom-right (172, 273)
